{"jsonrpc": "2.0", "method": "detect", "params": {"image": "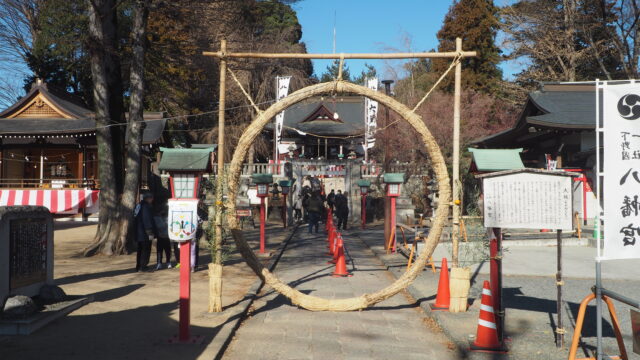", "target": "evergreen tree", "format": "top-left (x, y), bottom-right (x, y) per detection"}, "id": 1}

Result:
top-left (352, 63), bottom-right (377, 85)
top-left (431, 0), bottom-right (502, 94)
top-left (320, 59), bottom-right (351, 82)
